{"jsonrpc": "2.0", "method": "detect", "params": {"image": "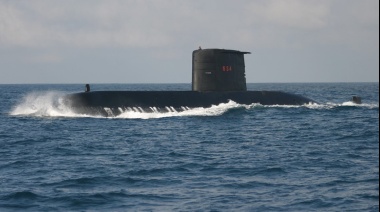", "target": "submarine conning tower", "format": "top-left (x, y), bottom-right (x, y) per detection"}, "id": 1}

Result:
top-left (192, 48), bottom-right (251, 92)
